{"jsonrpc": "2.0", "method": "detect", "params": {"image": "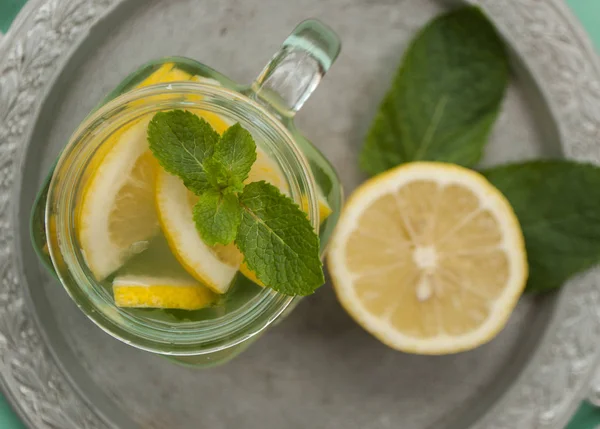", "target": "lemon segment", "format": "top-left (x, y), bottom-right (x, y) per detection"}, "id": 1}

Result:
top-left (239, 263), bottom-right (263, 286)
top-left (136, 63), bottom-right (174, 88)
top-left (302, 194), bottom-right (333, 223)
top-left (327, 162), bottom-right (527, 355)
top-left (155, 169), bottom-right (240, 294)
top-left (134, 63), bottom-right (229, 133)
top-left (113, 275), bottom-right (216, 310)
top-left (136, 63), bottom-right (191, 88)
top-left (78, 118), bottom-right (159, 280)
top-left (186, 109), bottom-right (231, 135)
top-left (246, 150), bottom-right (290, 194)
